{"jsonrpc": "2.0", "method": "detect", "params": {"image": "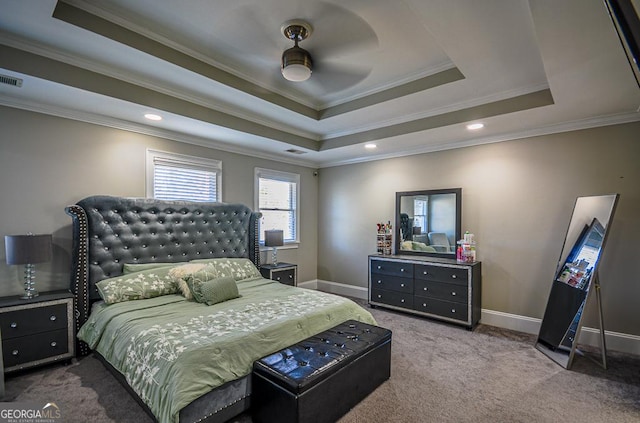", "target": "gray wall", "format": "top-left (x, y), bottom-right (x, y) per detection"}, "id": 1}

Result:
top-left (317, 122), bottom-right (640, 336)
top-left (0, 107), bottom-right (318, 295)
